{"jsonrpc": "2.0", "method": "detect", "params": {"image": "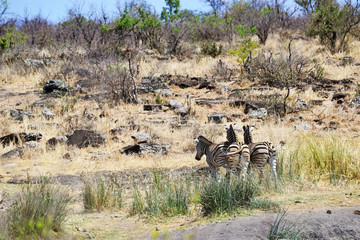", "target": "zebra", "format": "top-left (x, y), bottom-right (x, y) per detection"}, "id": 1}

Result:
top-left (194, 135), bottom-right (249, 180)
top-left (243, 125), bottom-right (284, 183)
top-left (223, 123), bottom-right (250, 180)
